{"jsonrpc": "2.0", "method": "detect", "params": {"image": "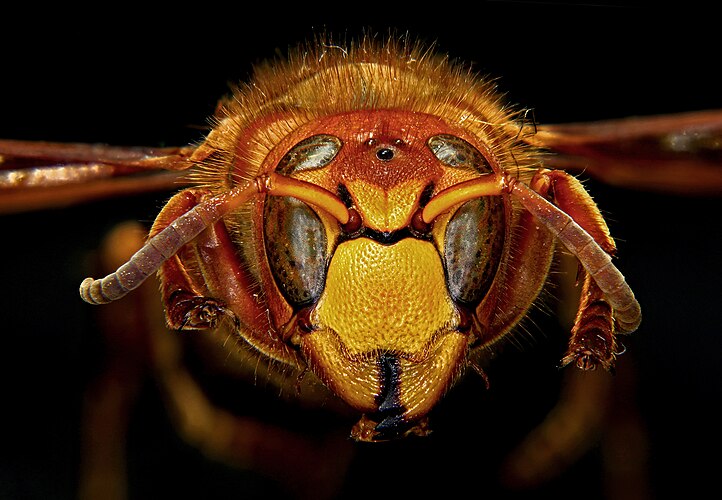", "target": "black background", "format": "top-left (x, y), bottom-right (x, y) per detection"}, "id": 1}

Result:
top-left (1, 3), bottom-right (720, 499)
